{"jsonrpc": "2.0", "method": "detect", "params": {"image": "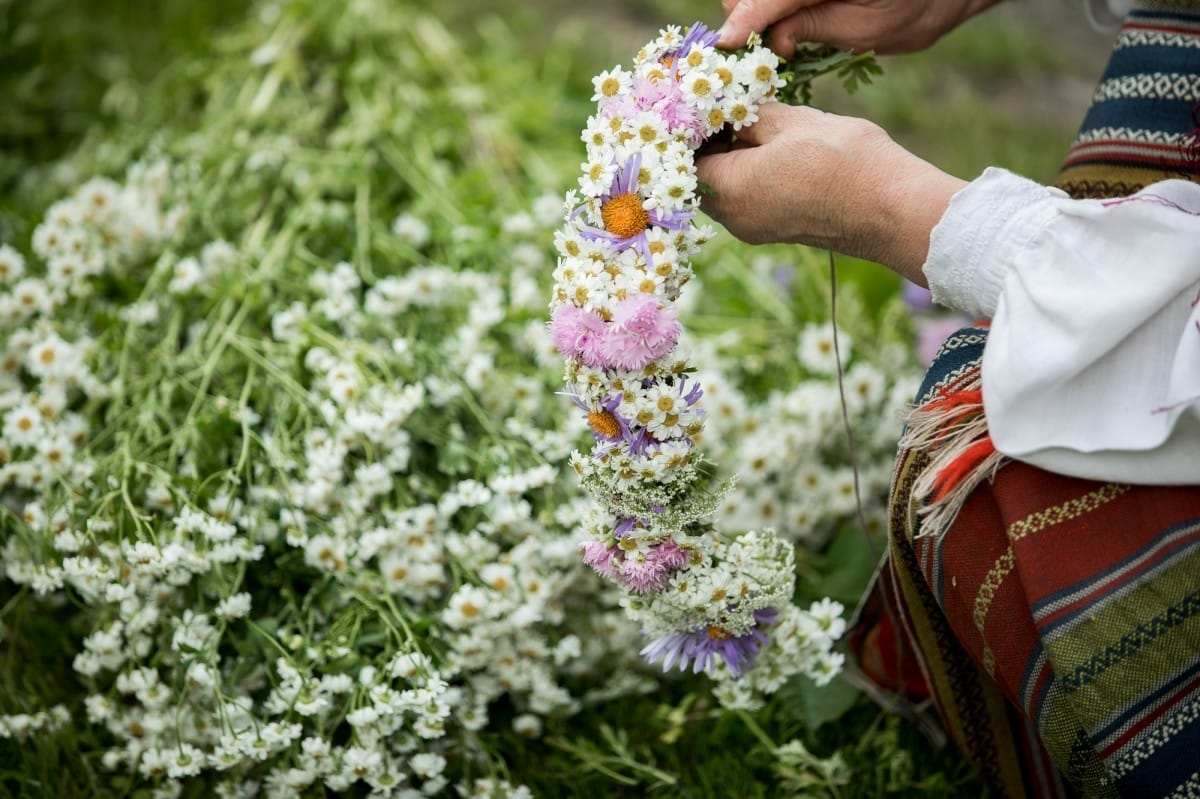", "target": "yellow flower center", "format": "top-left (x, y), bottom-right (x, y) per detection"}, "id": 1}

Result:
top-left (587, 409), bottom-right (623, 439)
top-left (601, 193), bottom-right (649, 239)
